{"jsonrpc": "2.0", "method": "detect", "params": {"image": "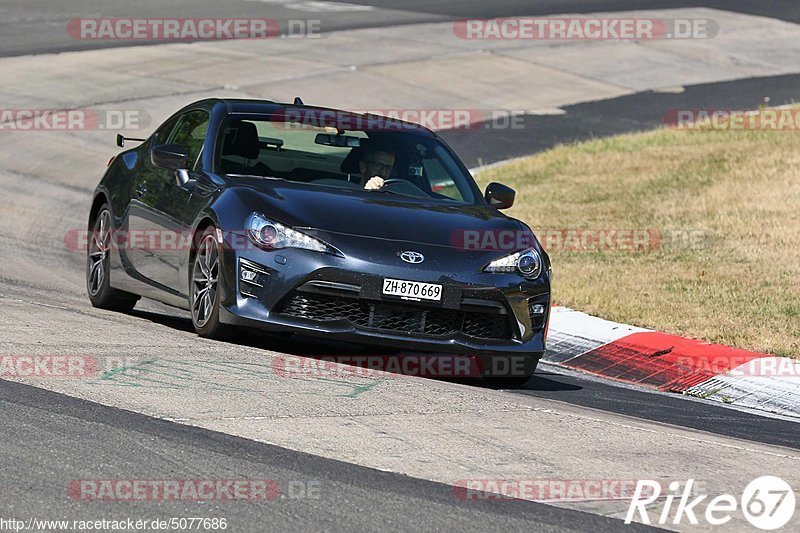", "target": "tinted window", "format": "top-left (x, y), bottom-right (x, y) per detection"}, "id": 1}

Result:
top-left (153, 115), bottom-right (179, 145)
top-left (167, 110), bottom-right (209, 170)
